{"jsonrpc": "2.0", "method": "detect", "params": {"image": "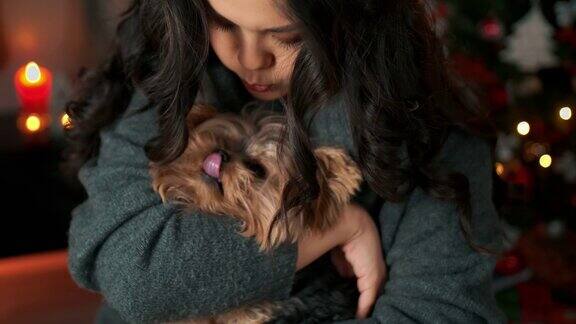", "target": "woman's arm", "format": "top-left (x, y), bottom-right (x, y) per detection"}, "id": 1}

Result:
top-left (68, 89), bottom-right (302, 323)
top-left (332, 130), bottom-right (507, 323)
